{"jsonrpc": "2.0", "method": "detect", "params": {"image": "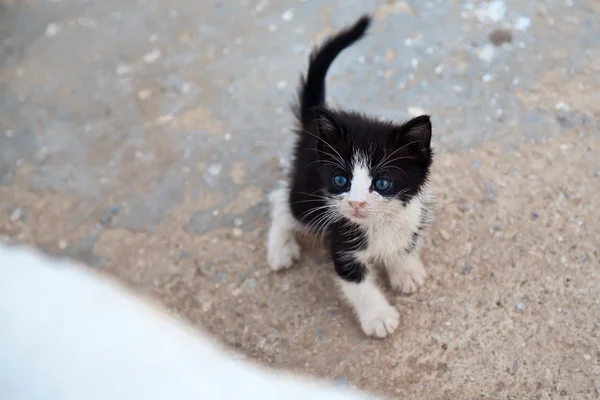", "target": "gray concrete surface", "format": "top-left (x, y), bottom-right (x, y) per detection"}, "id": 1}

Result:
top-left (1, 1), bottom-right (600, 399)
